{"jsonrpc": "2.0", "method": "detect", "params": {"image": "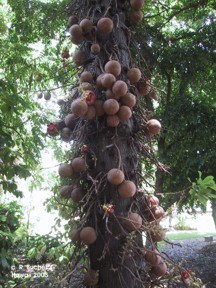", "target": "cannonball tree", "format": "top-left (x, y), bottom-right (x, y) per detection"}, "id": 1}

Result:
top-left (48, 0), bottom-right (203, 287)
